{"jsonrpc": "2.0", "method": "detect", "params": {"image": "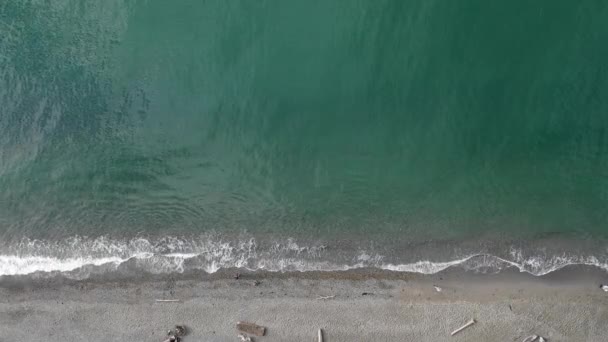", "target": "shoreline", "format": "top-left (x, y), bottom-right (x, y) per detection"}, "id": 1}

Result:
top-left (1, 234), bottom-right (608, 278)
top-left (1, 266), bottom-right (607, 341)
